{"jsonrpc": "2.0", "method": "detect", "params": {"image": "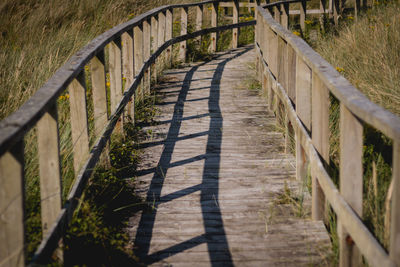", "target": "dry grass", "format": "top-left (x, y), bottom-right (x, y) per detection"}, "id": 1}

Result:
top-left (313, 1), bottom-right (400, 116)
top-left (0, 0), bottom-right (192, 120)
